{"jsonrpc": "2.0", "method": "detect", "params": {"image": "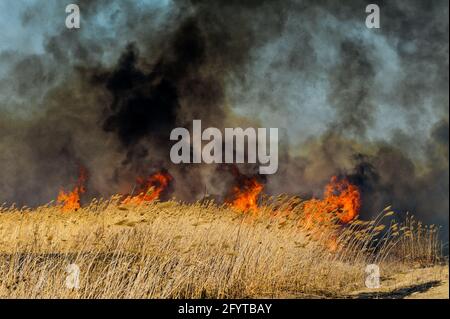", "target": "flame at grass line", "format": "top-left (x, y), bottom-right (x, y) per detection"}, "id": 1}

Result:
top-left (122, 171), bottom-right (173, 205)
top-left (227, 177), bottom-right (264, 212)
top-left (303, 176), bottom-right (361, 226)
top-left (224, 173), bottom-right (361, 251)
top-left (301, 176), bottom-right (361, 251)
top-left (56, 166), bottom-right (361, 243)
top-left (226, 173), bottom-right (361, 224)
top-left (57, 167), bottom-right (88, 212)
top-left (54, 167), bottom-right (362, 252)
